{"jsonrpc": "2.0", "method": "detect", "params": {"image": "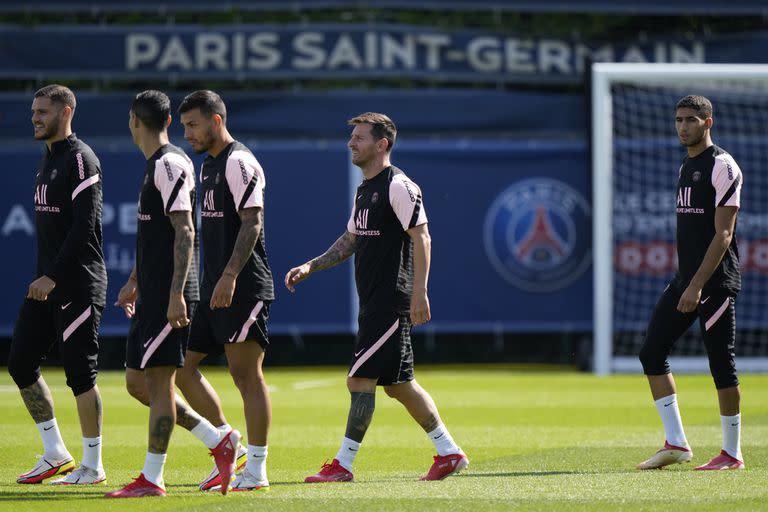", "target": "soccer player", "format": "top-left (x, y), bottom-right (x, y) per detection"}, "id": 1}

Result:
top-left (8, 85), bottom-right (107, 485)
top-left (178, 90), bottom-right (274, 492)
top-left (107, 90), bottom-right (240, 498)
top-left (285, 112), bottom-right (469, 482)
top-left (637, 95), bottom-right (744, 471)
